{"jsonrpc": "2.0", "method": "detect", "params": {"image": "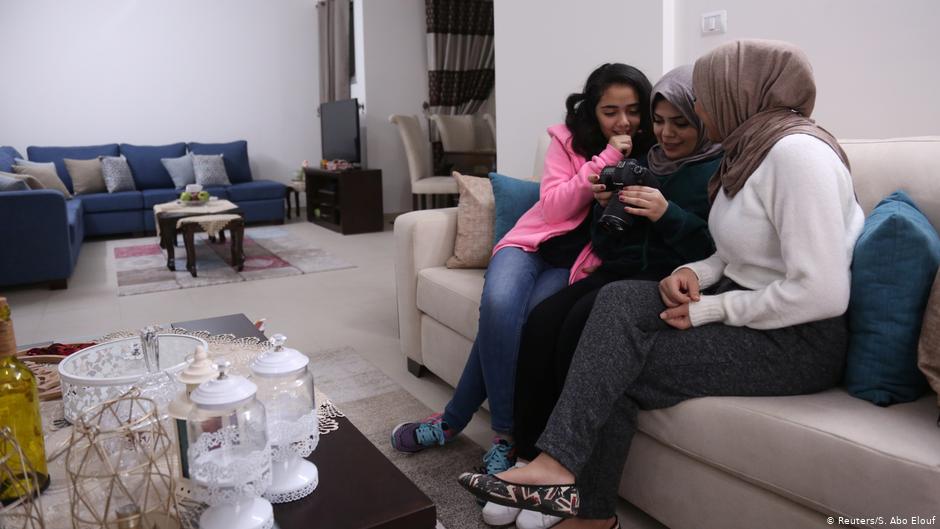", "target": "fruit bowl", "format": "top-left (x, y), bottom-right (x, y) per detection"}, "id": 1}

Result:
top-left (179, 198), bottom-right (211, 206)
